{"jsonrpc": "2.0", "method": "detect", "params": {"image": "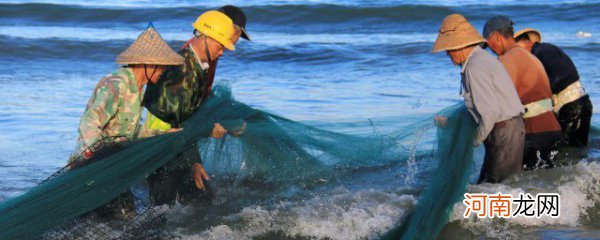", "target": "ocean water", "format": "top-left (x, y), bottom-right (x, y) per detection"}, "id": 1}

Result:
top-left (0, 0), bottom-right (599, 239)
